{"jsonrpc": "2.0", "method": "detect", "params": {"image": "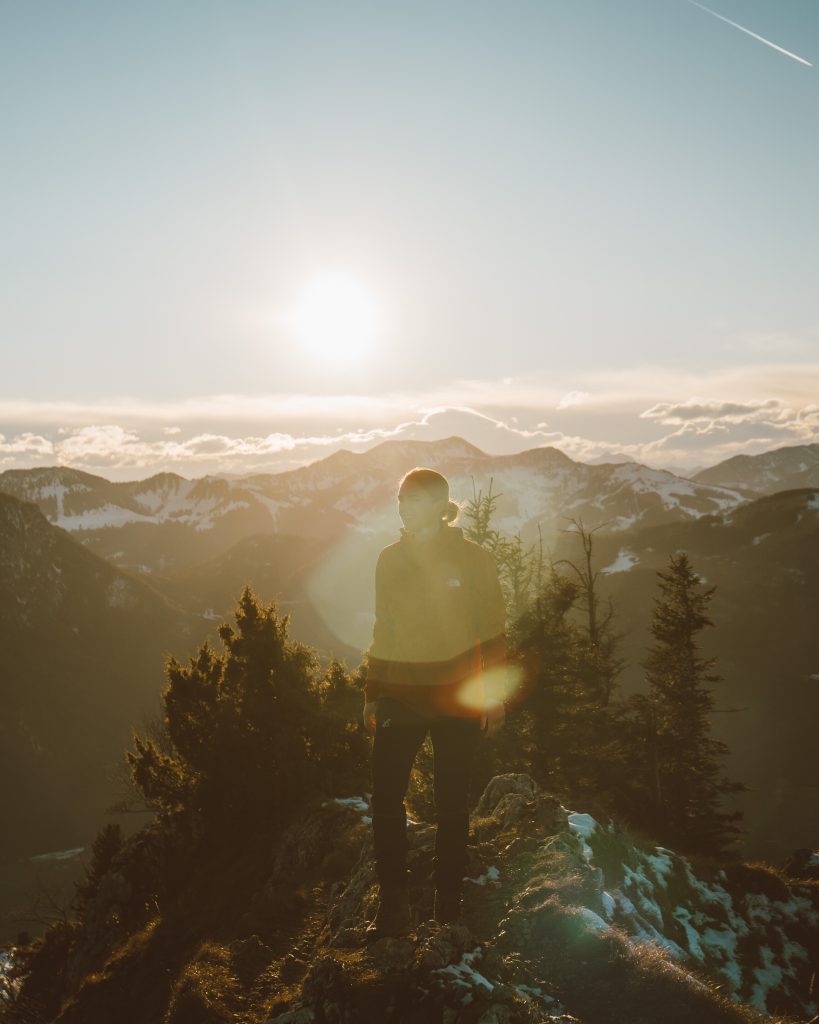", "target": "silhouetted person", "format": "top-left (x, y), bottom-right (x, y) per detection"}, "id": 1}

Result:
top-left (362, 467), bottom-right (507, 939)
